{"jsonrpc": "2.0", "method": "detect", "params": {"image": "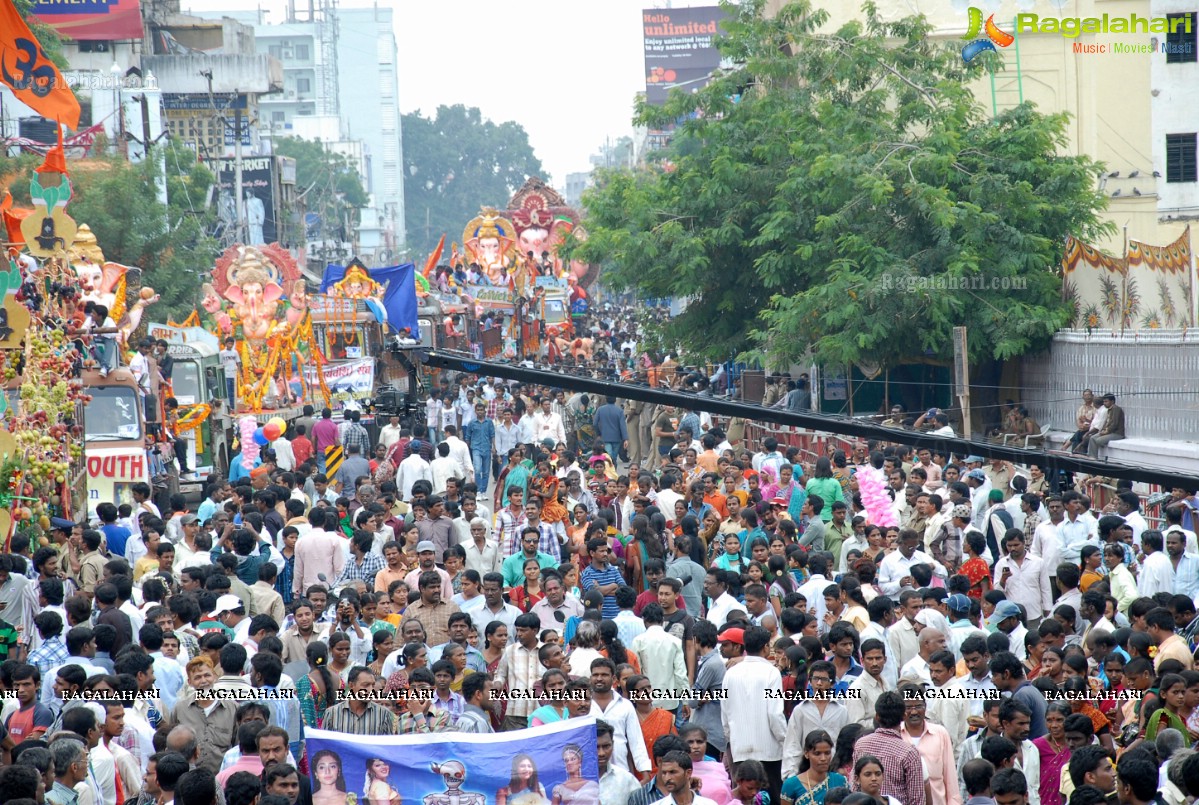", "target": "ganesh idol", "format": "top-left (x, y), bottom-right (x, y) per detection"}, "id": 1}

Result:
top-left (223, 247), bottom-right (284, 341)
top-left (462, 208), bottom-right (518, 286)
